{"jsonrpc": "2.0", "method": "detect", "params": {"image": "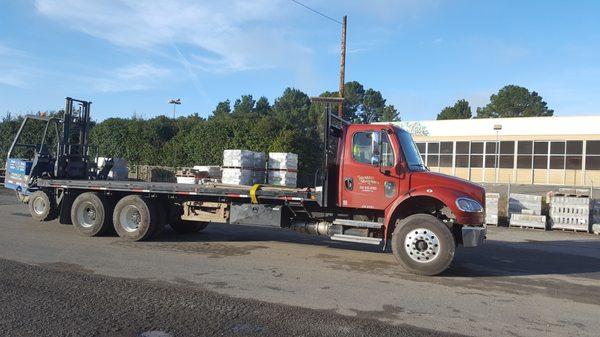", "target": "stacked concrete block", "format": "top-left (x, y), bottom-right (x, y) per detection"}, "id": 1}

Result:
top-left (193, 166), bottom-right (222, 179)
top-left (592, 200), bottom-right (600, 234)
top-left (222, 150), bottom-right (266, 185)
top-left (267, 152), bottom-right (298, 187)
top-left (549, 194), bottom-right (592, 232)
top-left (509, 193), bottom-right (546, 229)
top-left (485, 193), bottom-right (500, 225)
top-left (510, 213), bottom-right (547, 229)
top-left (508, 193), bottom-right (543, 217)
top-left (96, 157), bottom-right (128, 181)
